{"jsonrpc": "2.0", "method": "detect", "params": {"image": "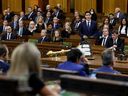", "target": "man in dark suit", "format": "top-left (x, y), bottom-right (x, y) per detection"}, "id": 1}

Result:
top-left (79, 11), bottom-right (97, 41)
top-left (1, 26), bottom-right (17, 40)
top-left (19, 11), bottom-right (27, 22)
top-left (0, 20), bottom-right (9, 33)
top-left (111, 30), bottom-right (124, 54)
top-left (44, 12), bottom-right (53, 24)
top-left (0, 44), bottom-right (10, 73)
top-left (26, 7), bottom-right (36, 20)
top-left (114, 7), bottom-right (125, 20)
top-left (15, 21), bottom-right (30, 37)
top-left (52, 17), bottom-right (62, 30)
top-left (10, 15), bottom-right (19, 30)
top-left (52, 6), bottom-right (65, 20)
top-left (109, 13), bottom-right (117, 26)
top-left (71, 15), bottom-right (82, 34)
top-left (95, 28), bottom-right (113, 48)
top-left (38, 29), bottom-right (50, 43)
top-left (2, 10), bottom-right (12, 22)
